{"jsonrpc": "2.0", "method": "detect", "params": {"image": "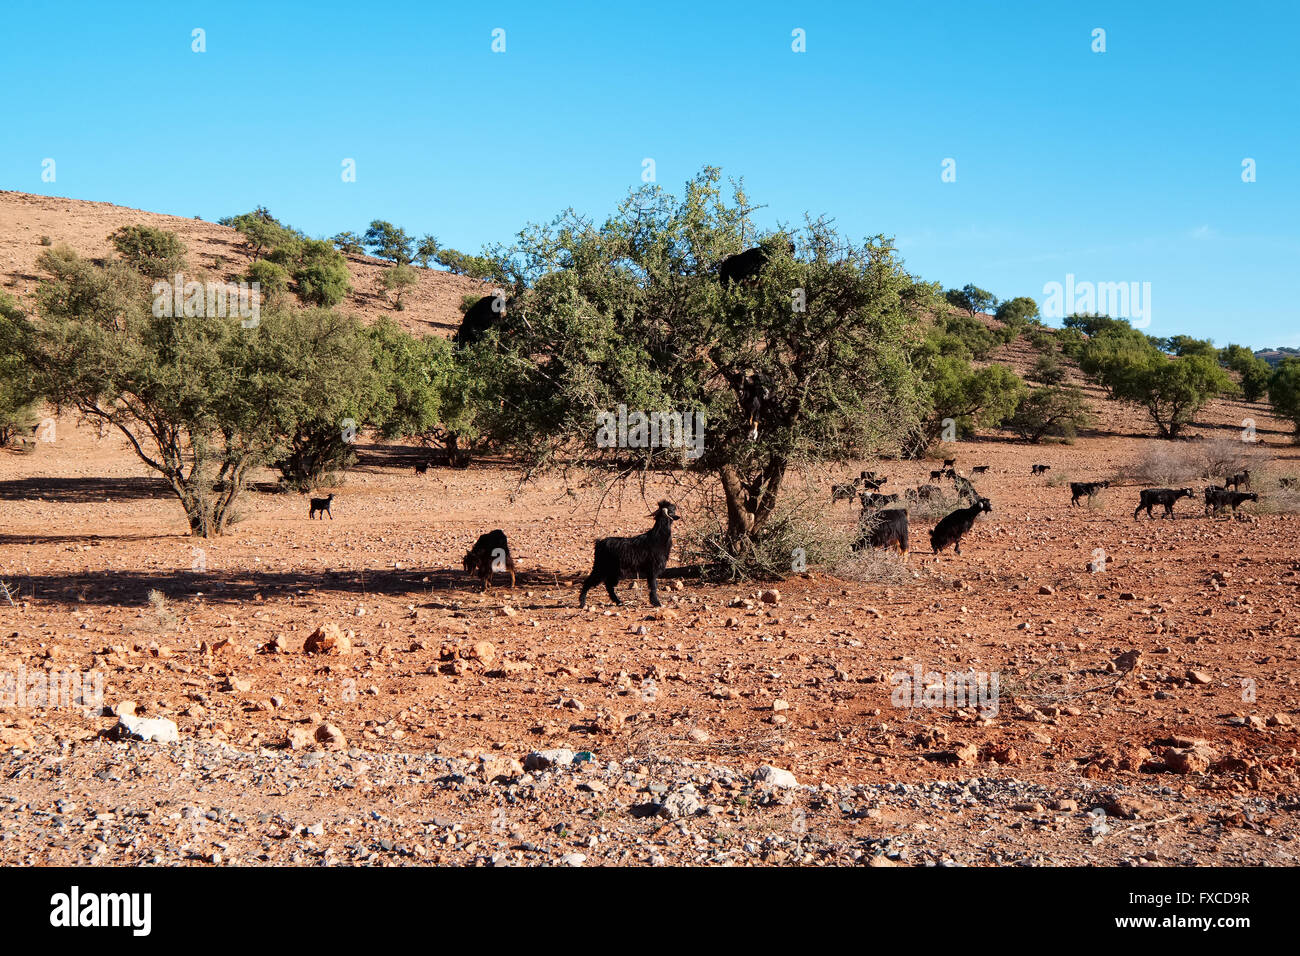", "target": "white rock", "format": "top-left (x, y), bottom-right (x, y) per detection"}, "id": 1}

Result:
top-left (753, 765), bottom-right (798, 789)
top-left (117, 714), bottom-right (179, 744)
